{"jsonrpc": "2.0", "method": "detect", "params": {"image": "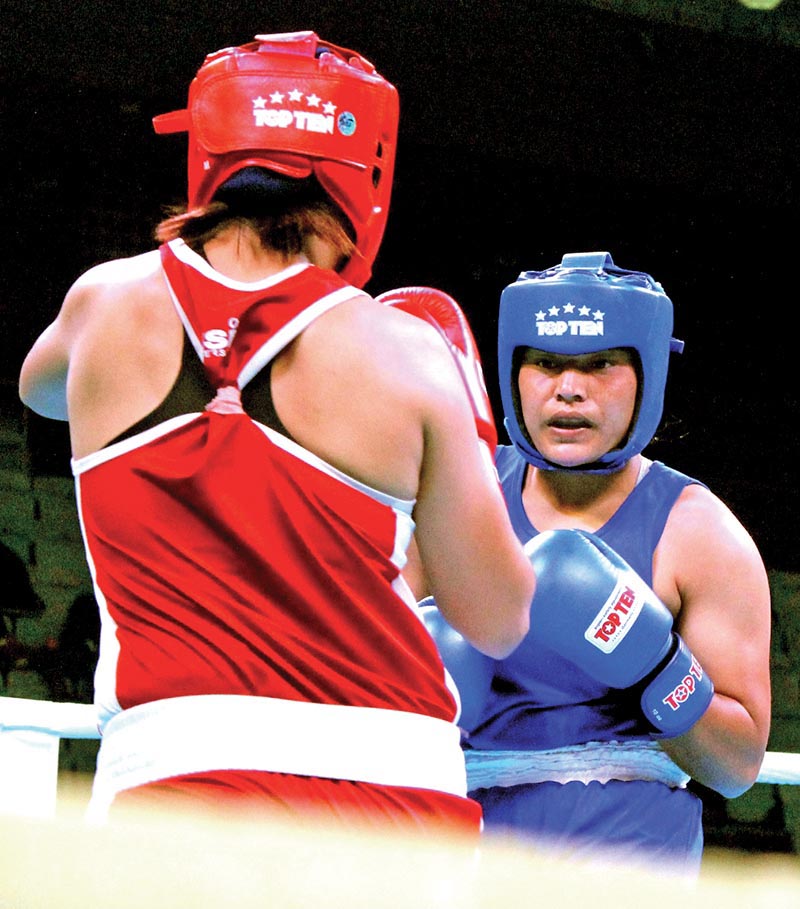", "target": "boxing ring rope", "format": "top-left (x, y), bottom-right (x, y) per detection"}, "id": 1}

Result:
top-left (0, 695), bottom-right (798, 820)
top-left (0, 697), bottom-right (99, 817)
